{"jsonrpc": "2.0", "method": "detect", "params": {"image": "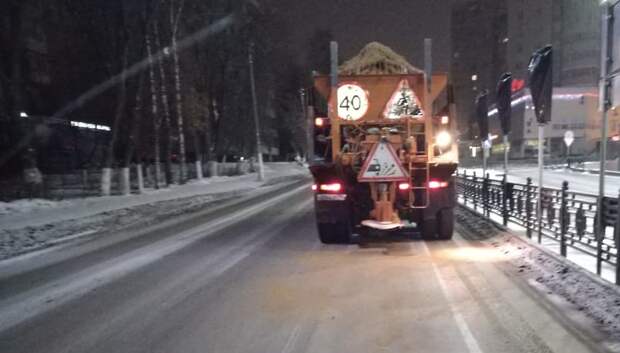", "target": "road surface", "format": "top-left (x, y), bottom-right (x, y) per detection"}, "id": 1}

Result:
top-left (464, 166), bottom-right (620, 196)
top-left (0, 180), bottom-right (609, 353)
